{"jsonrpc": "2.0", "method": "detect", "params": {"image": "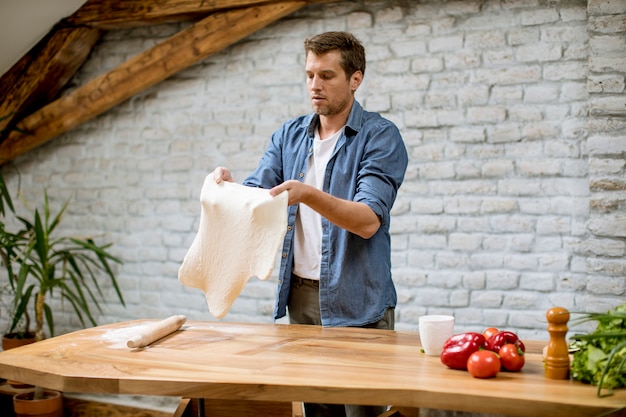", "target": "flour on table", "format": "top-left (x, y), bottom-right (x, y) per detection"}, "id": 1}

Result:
top-left (101, 323), bottom-right (151, 349)
top-left (178, 173), bottom-right (288, 319)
